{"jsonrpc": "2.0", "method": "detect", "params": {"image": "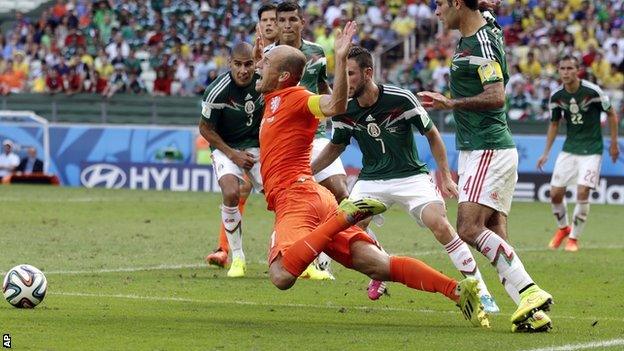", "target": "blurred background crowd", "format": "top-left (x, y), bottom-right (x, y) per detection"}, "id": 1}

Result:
top-left (0, 0), bottom-right (622, 121)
